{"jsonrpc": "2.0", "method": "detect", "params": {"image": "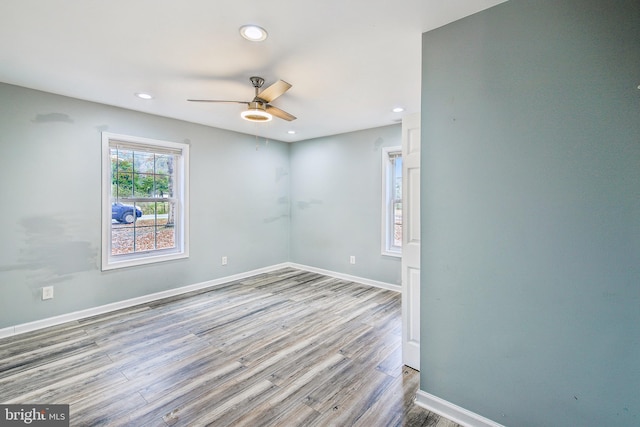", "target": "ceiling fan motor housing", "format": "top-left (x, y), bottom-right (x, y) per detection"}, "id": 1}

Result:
top-left (250, 76), bottom-right (265, 89)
